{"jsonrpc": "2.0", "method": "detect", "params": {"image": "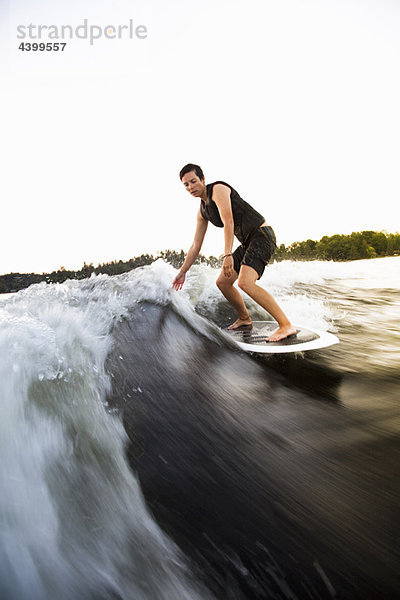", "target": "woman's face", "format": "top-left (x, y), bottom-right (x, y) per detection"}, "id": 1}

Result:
top-left (181, 171), bottom-right (205, 197)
